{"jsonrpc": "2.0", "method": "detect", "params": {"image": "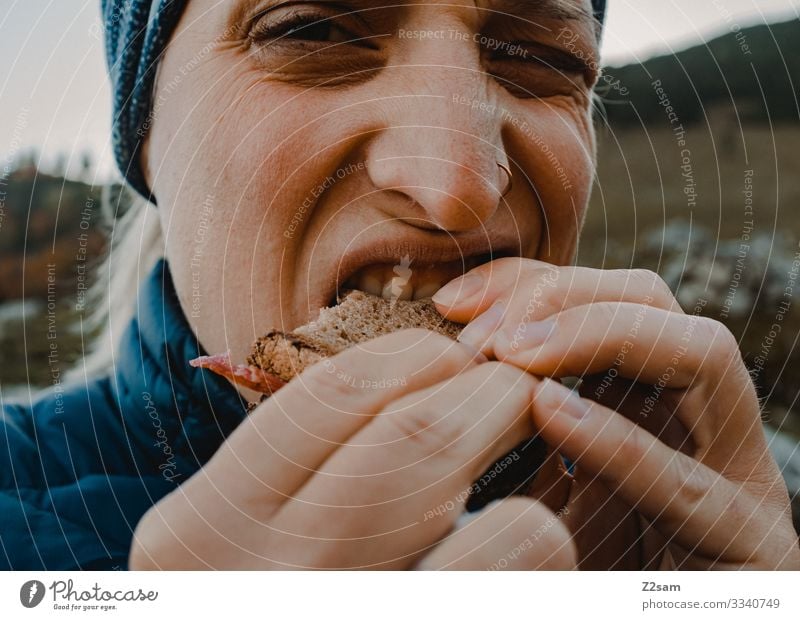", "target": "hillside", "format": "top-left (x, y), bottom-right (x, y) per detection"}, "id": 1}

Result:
top-left (600, 19), bottom-right (799, 126)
